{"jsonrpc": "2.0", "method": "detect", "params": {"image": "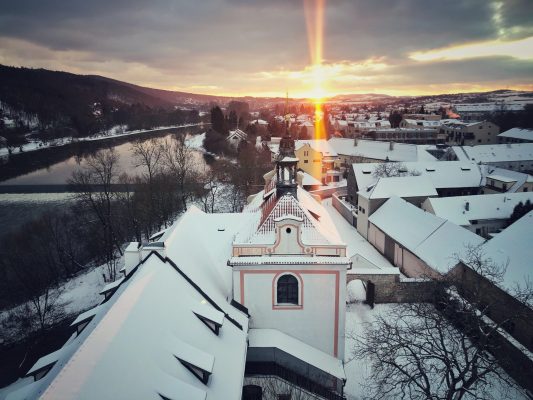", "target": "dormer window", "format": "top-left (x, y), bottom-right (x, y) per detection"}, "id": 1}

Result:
top-left (193, 312), bottom-right (222, 335)
top-left (176, 357), bottom-right (211, 384)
